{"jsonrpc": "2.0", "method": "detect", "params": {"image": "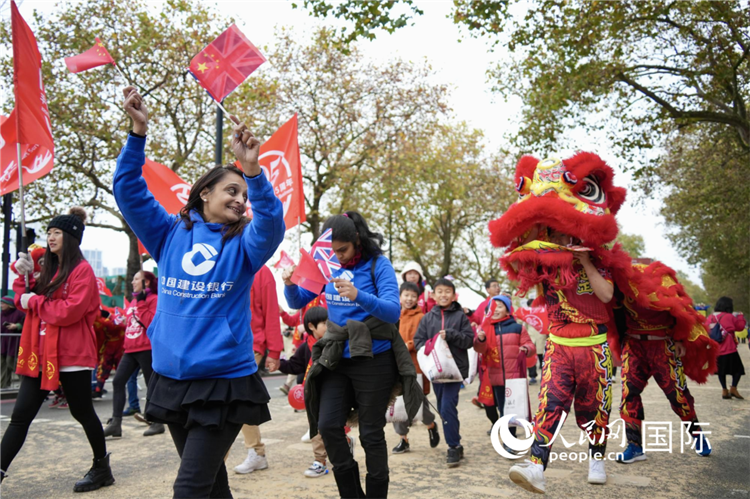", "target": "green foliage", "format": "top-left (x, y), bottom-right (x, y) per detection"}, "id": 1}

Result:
top-left (616, 232), bottom-right (645, 258)
top-left (292, 0), bottom-right (423, 45)
top-left (658, 124), bottom-right (750, 312)
top-left (675, 270), bottom-right (709, 308)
